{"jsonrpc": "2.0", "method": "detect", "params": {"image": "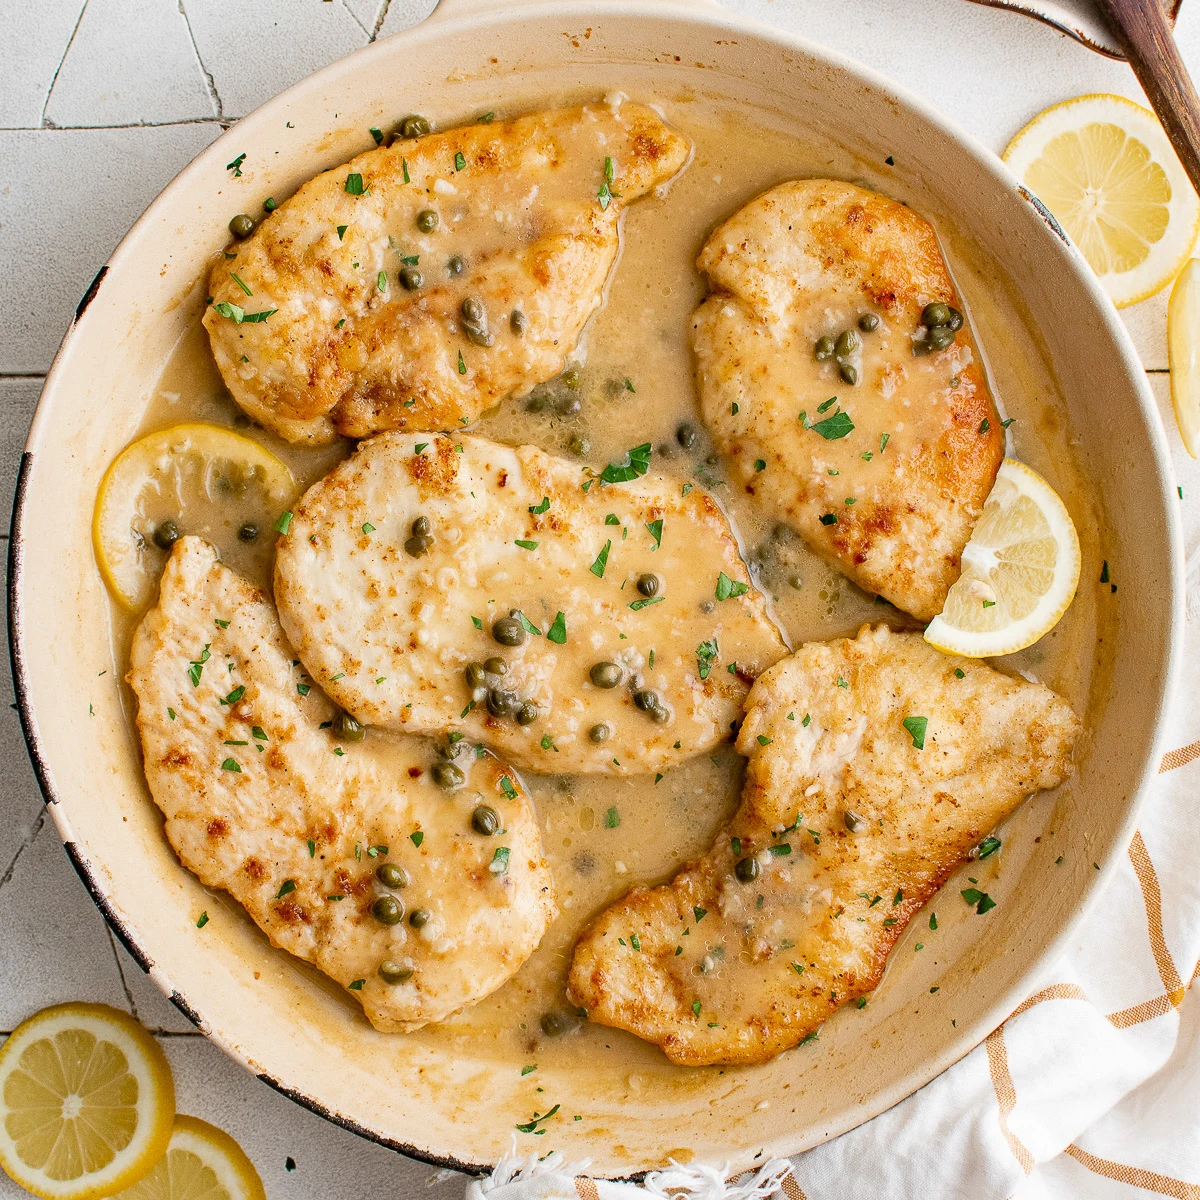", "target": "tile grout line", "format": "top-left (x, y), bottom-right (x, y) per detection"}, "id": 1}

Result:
top-left (339, 0), bottom-right (373, 40)
top-left (40, 0), bottom-right (90, 129)
top-left (0, 808), bottom-right (46, 894)
top-left (372, 0), bottom-right (393, 40)
top-left (6, 118), bottom-right (228, 131)
top-left (105, 924), bottom-right (140, 1021)
top-left (178, 0), bottom-right (224, 123)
